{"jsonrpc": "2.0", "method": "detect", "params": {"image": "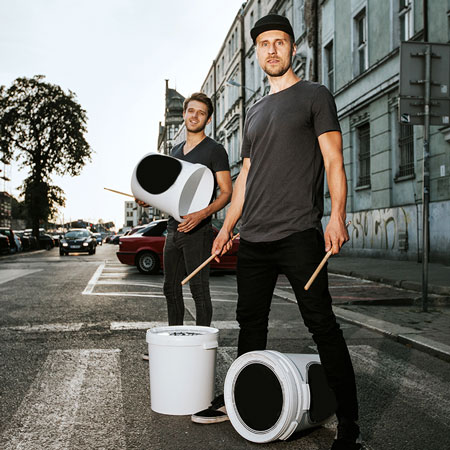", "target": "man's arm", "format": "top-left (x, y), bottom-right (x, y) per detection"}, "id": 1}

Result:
top-left (212, 157), bottom-right (250, 261)
top-left (177, 170), bottom-right (232, 232)
top-left (318, 131), bottom-right (349, 254)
